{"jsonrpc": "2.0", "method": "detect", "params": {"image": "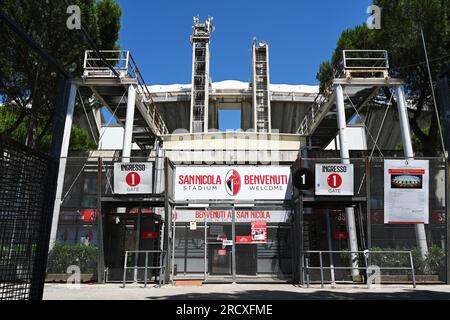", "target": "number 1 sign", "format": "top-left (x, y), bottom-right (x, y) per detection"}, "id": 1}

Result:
top-left (114, 162), bottom-right (153, 194)
top-left (315, 163), bottom-right (354, 196)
